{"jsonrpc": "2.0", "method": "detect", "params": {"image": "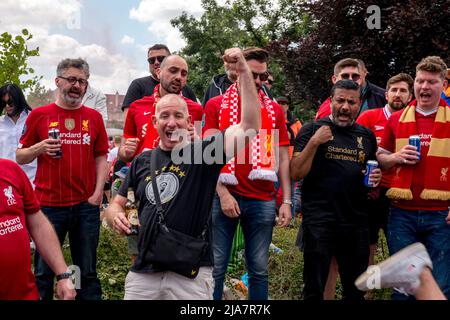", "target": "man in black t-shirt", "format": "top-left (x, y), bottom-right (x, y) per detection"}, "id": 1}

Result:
top-left (105, 48), bottom-right (261, 300)
top-left (122, 44), bottom-right (197, 113)
top-left (291, 80), bottom-right (381, 300)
